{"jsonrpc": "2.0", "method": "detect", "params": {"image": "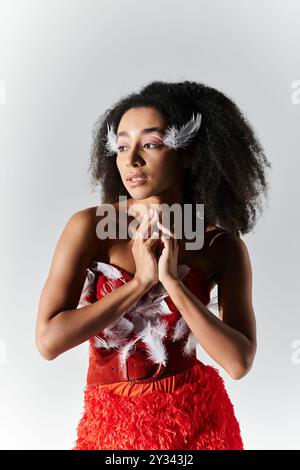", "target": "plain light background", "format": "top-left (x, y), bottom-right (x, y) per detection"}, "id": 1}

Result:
top-left (0, 0), bottom-right (299, 450)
